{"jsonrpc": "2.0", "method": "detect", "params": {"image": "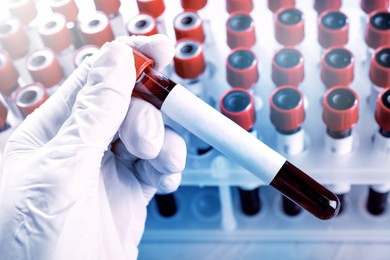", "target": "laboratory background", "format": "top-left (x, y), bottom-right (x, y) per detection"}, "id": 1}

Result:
top-left (1, 0), bottom-right (390, 259)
